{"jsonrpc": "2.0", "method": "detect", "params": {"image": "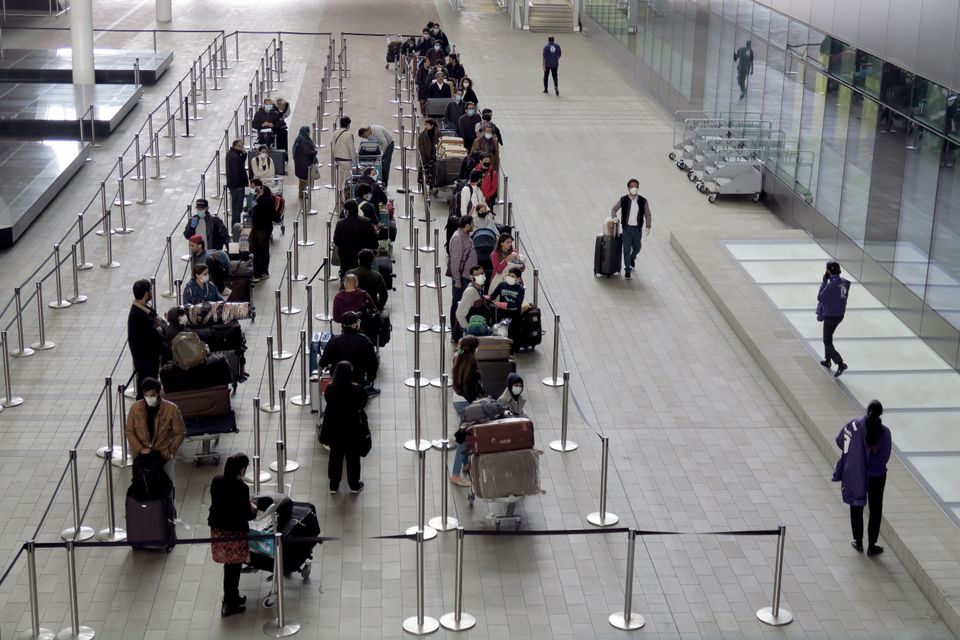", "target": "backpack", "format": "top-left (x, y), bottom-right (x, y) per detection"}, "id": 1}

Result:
top-left (471, 227), bottom-right (498, 257)
top-left (272, 194), bottom-right (285, 222)
top-left (127, 451), bottom-right (173, 501)
top-left (462, 397), bottom-right (505, 424)
top-left (448, 180), bottom-right (472, 218)
top-left (171, 332), bottom-right (206, 369)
